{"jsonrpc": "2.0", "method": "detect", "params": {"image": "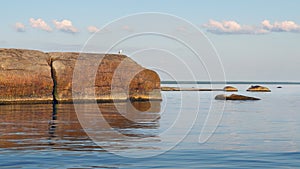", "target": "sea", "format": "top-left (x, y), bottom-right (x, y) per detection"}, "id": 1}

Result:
top-left (0, 82), bottom-right (299, 168)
